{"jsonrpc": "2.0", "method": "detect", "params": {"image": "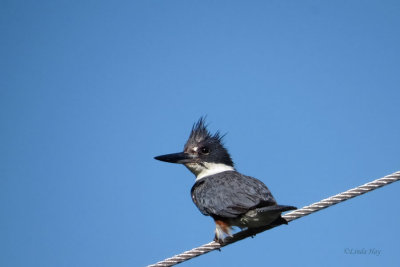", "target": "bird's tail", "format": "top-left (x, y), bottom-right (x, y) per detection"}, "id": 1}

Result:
top-left (255, 205), bottom-right (297, 225)
top-left (256, 204), bottom-right (297, 213)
